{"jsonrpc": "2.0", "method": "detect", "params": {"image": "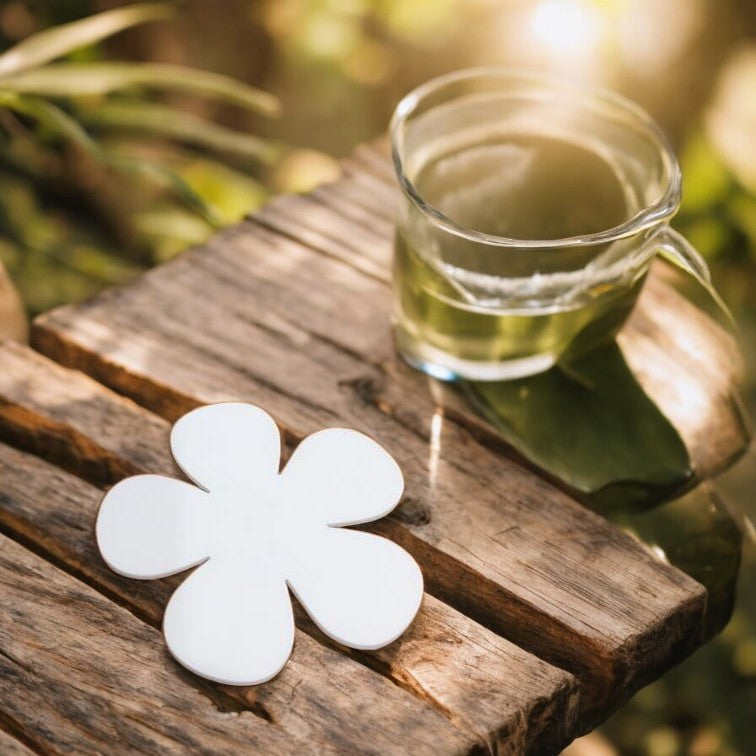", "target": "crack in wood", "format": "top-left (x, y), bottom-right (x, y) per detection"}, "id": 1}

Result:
top-left (0, 647), bottom-right (32, 675)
